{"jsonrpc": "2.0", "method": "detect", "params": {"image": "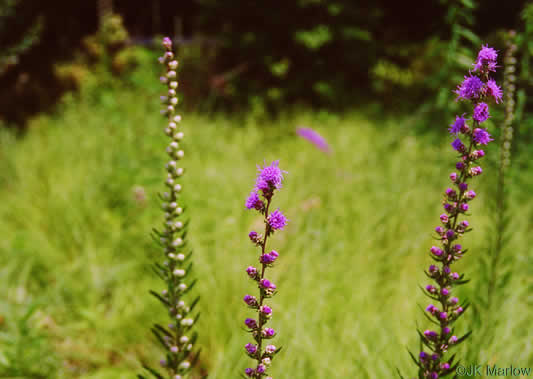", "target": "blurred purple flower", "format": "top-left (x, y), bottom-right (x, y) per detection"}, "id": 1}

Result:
top-left (296, 127), bottom-right (332, 154)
